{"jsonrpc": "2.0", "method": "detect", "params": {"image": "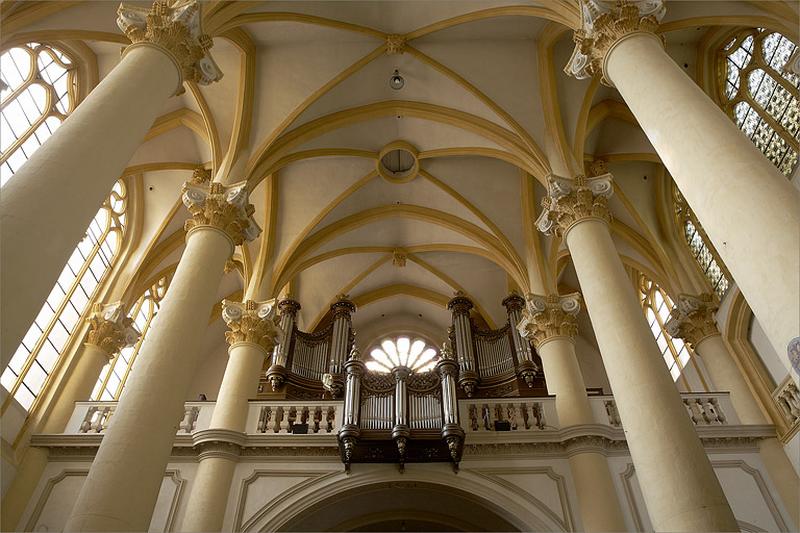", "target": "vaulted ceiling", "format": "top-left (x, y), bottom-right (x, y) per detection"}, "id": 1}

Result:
top-left (2, 0), bottom-right (795, 370)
